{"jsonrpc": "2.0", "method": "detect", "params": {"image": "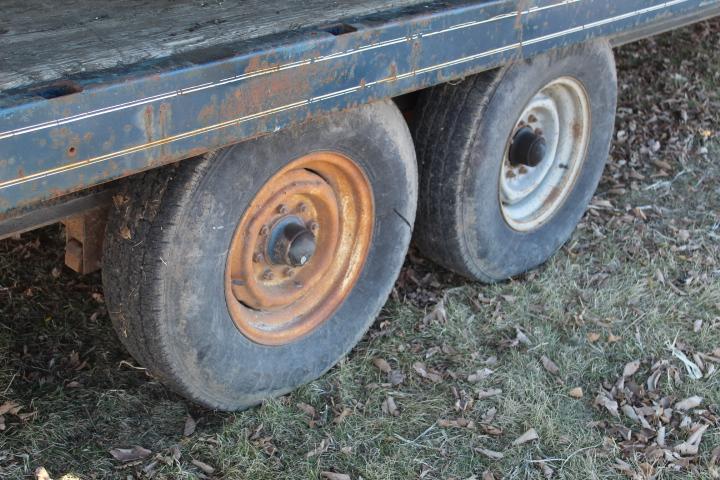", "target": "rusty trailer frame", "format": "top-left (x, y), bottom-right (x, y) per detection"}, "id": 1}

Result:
top-left (1, 0), bottom-right (719, 234)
